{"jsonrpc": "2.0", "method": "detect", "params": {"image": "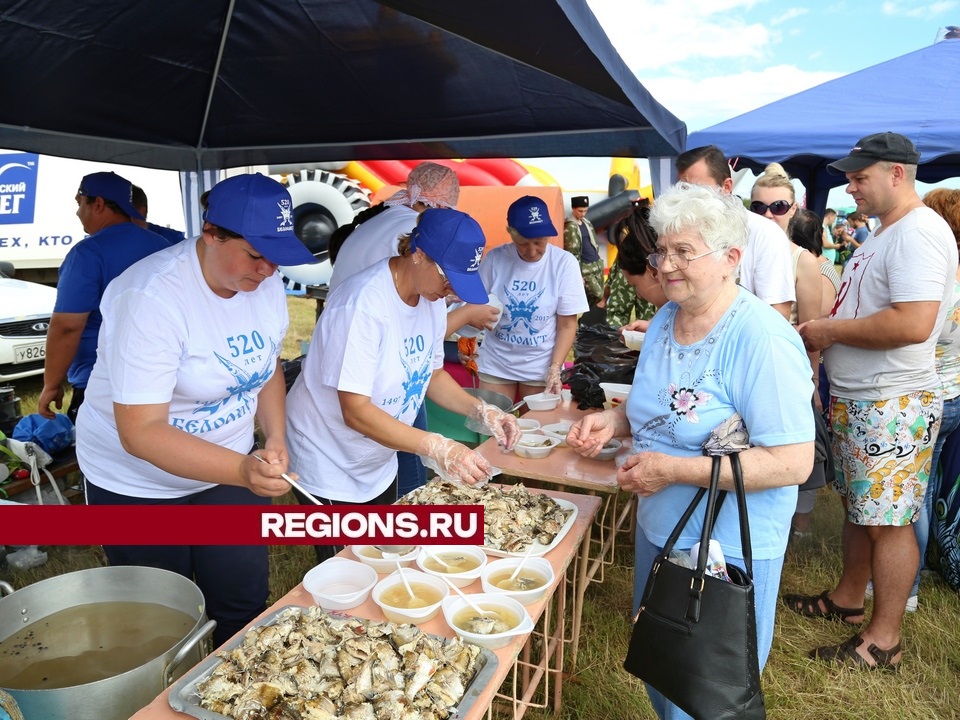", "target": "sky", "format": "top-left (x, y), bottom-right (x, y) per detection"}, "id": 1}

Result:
top-left (520, 0), bottom-right (960, 205)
